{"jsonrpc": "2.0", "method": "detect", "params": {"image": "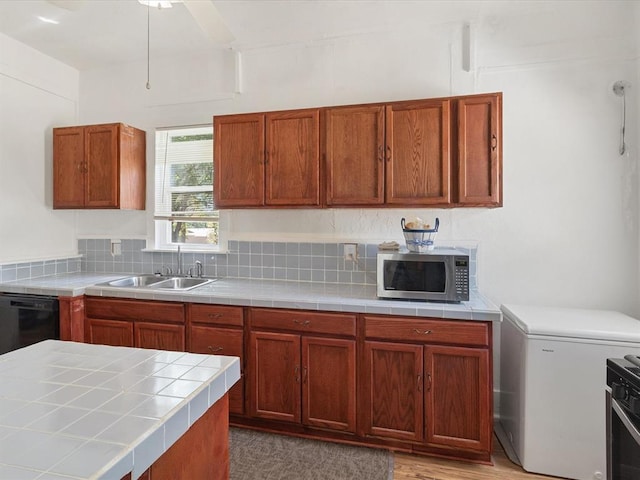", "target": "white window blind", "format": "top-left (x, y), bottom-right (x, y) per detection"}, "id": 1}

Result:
top-left (154, 125), bottom-right (218, 246)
